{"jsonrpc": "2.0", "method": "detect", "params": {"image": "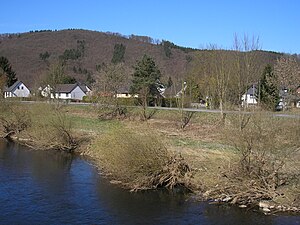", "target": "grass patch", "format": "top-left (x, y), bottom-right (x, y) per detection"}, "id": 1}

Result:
top-left (66, 114), bottom-right (121, 134)
top-left (171, 137), bottom-right (233, 151)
